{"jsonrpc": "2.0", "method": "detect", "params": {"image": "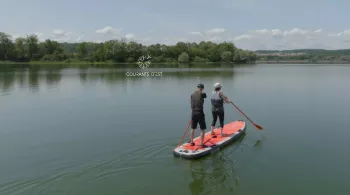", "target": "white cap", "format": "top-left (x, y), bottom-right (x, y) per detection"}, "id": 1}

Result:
top-left (213, 83), bottom-right (222, 89)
